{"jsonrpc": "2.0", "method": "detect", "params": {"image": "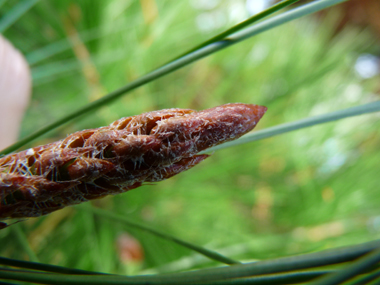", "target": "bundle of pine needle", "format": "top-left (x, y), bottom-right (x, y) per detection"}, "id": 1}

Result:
top-left (0, 103), bottom-right (267, 228)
